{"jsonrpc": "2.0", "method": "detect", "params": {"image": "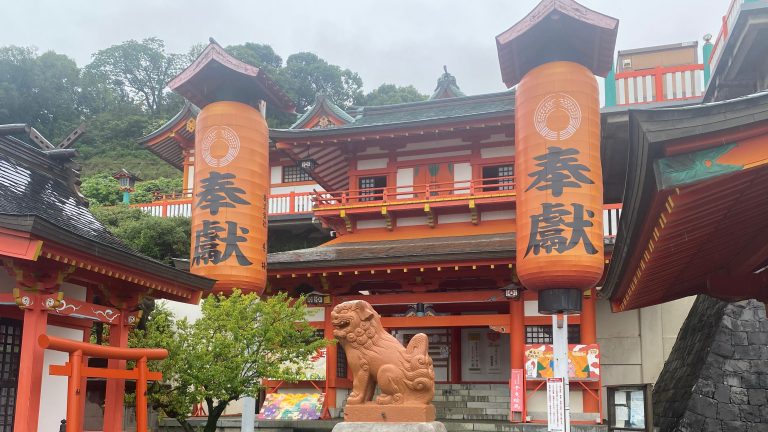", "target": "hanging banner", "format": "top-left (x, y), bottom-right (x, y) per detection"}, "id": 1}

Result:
top-left (547, 378), bottom-right (565, 432)
top-left (510, 369), bottom-right (525, 417)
